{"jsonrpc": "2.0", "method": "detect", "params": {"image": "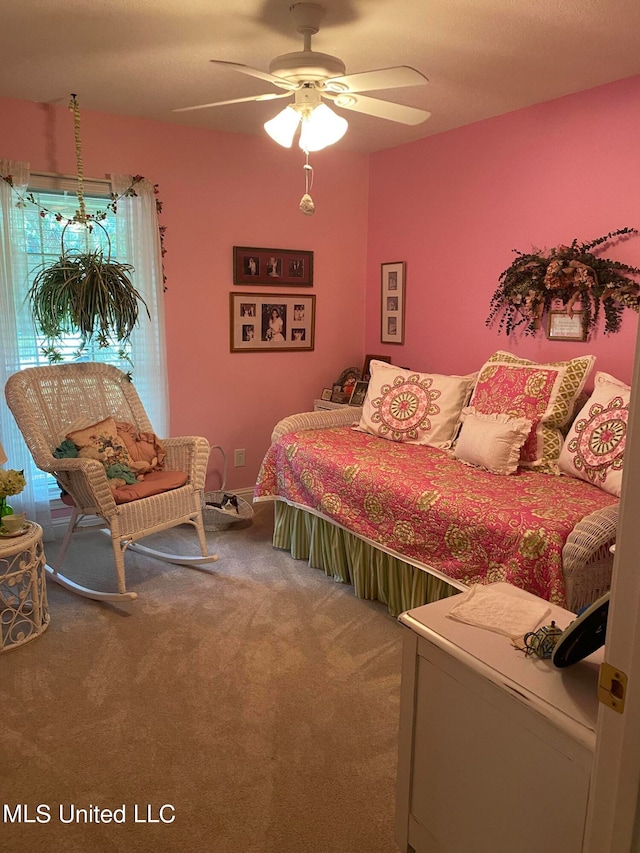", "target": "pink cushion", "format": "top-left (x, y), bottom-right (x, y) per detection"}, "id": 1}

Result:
top-left (110, 470), bottom-right (188, 504)
top-left (61, 470), bottom-right (188, 506)
top-left (115, 421), bottom-right (166, 473)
